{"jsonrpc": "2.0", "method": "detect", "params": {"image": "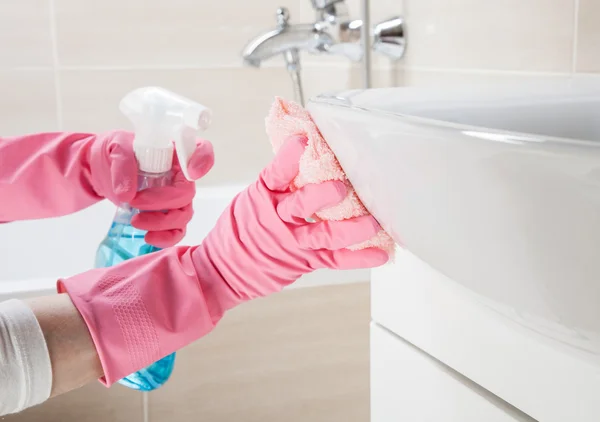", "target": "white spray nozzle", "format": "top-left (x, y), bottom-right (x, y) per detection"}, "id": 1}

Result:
top-left (120, 86), bottom-right (212, 181)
